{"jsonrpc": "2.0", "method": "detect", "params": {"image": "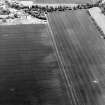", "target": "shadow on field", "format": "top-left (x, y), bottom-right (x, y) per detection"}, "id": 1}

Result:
top-left (0, 24), bottom-right (66, 105)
